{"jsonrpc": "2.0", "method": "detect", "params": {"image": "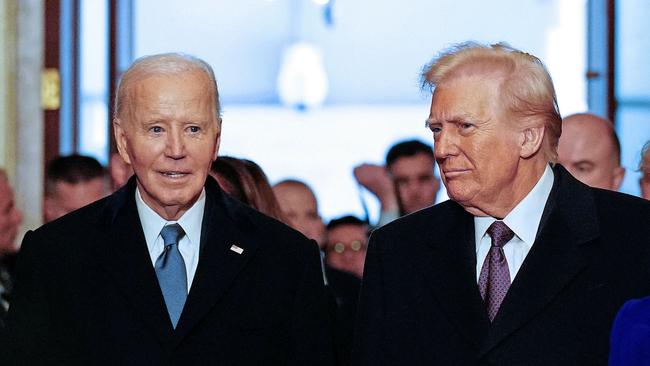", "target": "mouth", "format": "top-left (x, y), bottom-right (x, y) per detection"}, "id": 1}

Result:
top-left (158, 171), bottom-right (190, 179)
top-left (442, 169), bottom-right (470, 178)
